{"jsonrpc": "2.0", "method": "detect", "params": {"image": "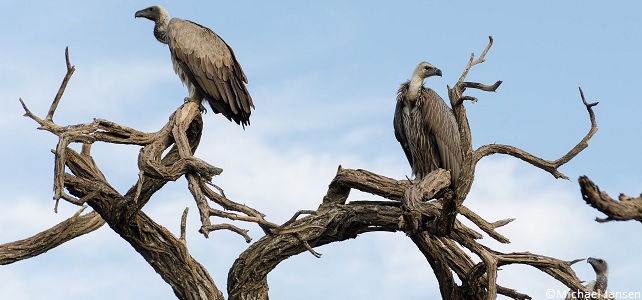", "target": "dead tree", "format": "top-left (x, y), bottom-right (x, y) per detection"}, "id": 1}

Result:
top-left (2, 37), bottom-right (601, 300)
